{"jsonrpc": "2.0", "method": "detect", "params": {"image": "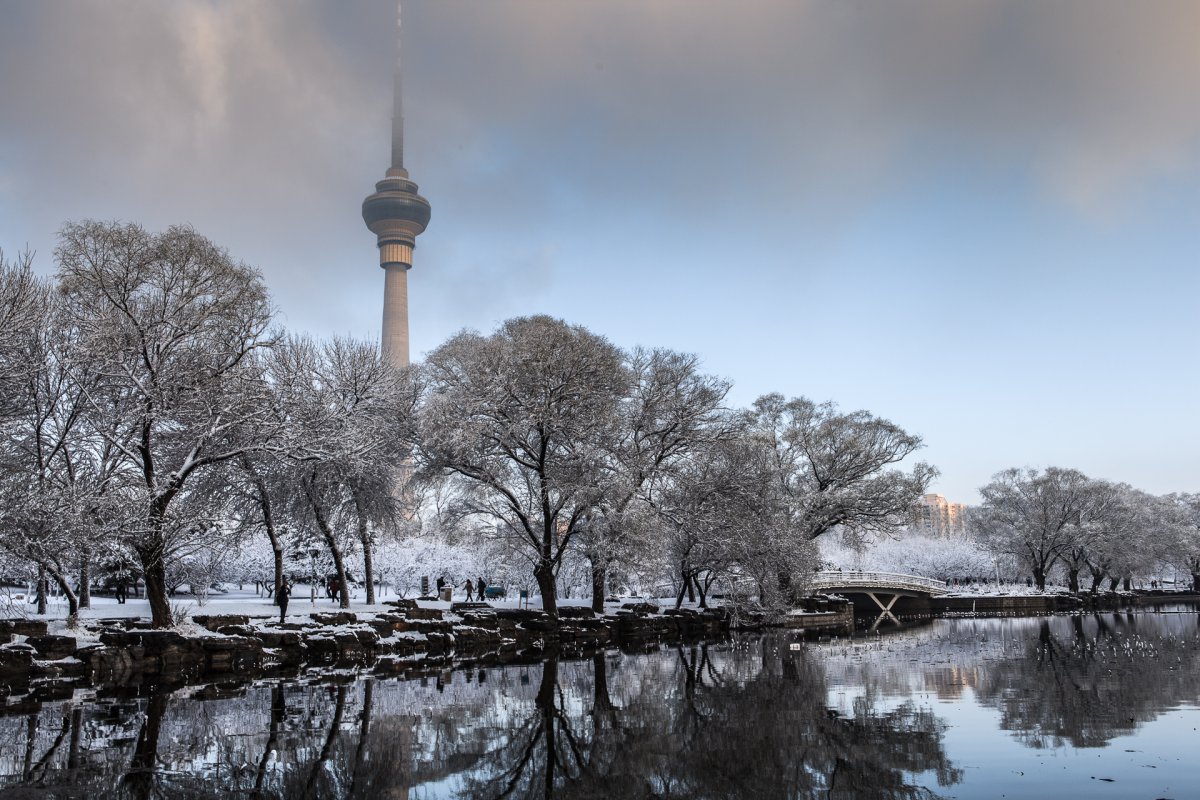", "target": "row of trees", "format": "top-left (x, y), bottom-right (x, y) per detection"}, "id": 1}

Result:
top-left (0, 223), bottom-right (415, 626)
top-left (821, 470), bottom-right (1200, 593)
top-left (0, 221), bottom-right (935, 626)
top-left (417, 318), bottom-right (934, 615)
top-left (972, 467), bottom-right (1200, 592)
